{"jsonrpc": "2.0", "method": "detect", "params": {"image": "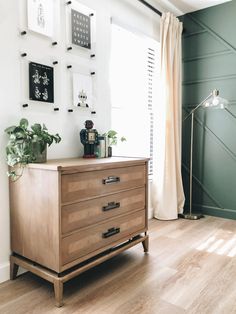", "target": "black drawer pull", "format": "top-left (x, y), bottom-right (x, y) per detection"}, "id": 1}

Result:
top-left (102, 202), bottom-right (120, 212)
top-left (102, 176), bottom-right (120, 184)
top-left (102, 227), bottom-right (120, 238)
